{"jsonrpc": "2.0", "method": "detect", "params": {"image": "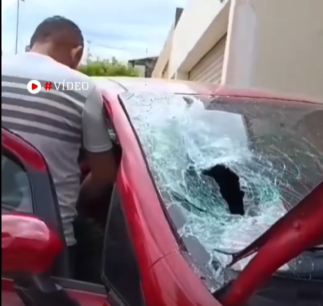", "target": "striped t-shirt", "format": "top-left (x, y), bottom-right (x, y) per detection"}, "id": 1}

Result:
top-left (2, 52), bottom-right (113, 246)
